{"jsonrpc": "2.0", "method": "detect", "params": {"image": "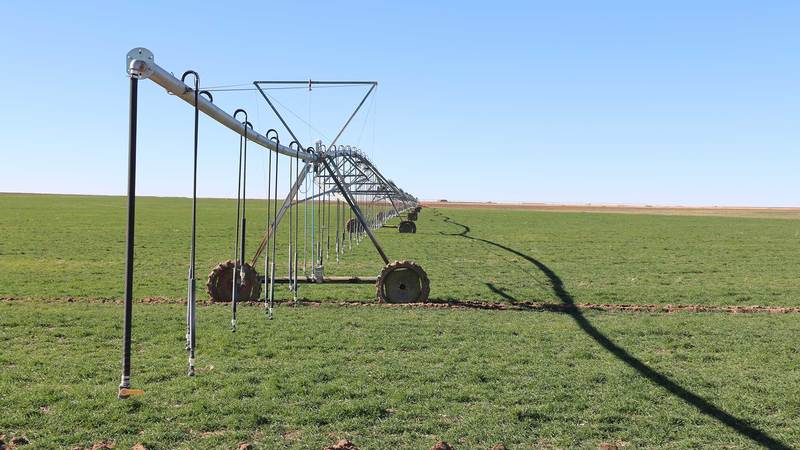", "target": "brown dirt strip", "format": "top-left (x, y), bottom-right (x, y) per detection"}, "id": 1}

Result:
top-left (310, 300), bottom-right (800, 314)
top-left (422, 201), bottom-right (800, 219)
top-left (3, 296), bottom-right (800, 314)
